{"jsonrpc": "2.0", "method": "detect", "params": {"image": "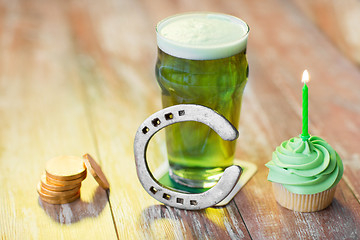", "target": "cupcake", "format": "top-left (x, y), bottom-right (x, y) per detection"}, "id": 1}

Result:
top-left (265, 135), bottom-right (343, 212)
